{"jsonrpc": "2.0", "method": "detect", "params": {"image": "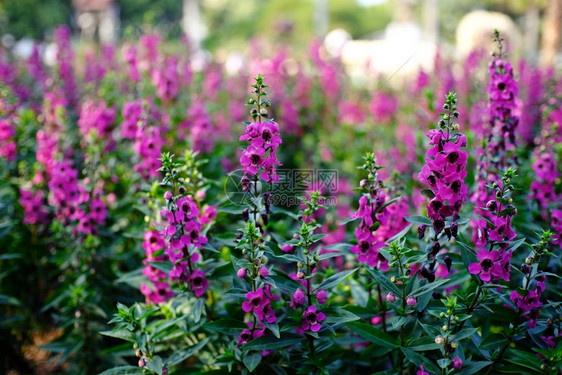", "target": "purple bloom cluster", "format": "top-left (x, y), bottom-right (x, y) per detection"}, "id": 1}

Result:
top-left (471, 39), bottom-right (520, 246)
top-left (239, 121), bottom-right (282, 183)
top-left (141, 230), bottom-right (173, 304)
top-left (0, 118), bottom-right (16, 161)
top-left (418, 94), bottom-right (468, 236)
top-left (186, 98), bottom-right (215, 153)
top-left (350, 194), bottom-right (388, 269)
top-left (54, 26), bottom-right (77, 106)
top-left (19, 189), bottom-right (49, 225)
top-left (552, 210), bottom-right (562, 248)
top-left (469, 173), bottom-right (517, 284)
top-left (47, 160), bottom-right (107, 236)
top-left (152, 56), bottom-right (179, 103)
top-left (419, 129), bottom-right (468, 233)
top-left (161, 194), bottom-right (209, 298)
top-left (78, 100), bottom-right (116, 143)
top-left (241, 285), bottom-right (278, 324)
